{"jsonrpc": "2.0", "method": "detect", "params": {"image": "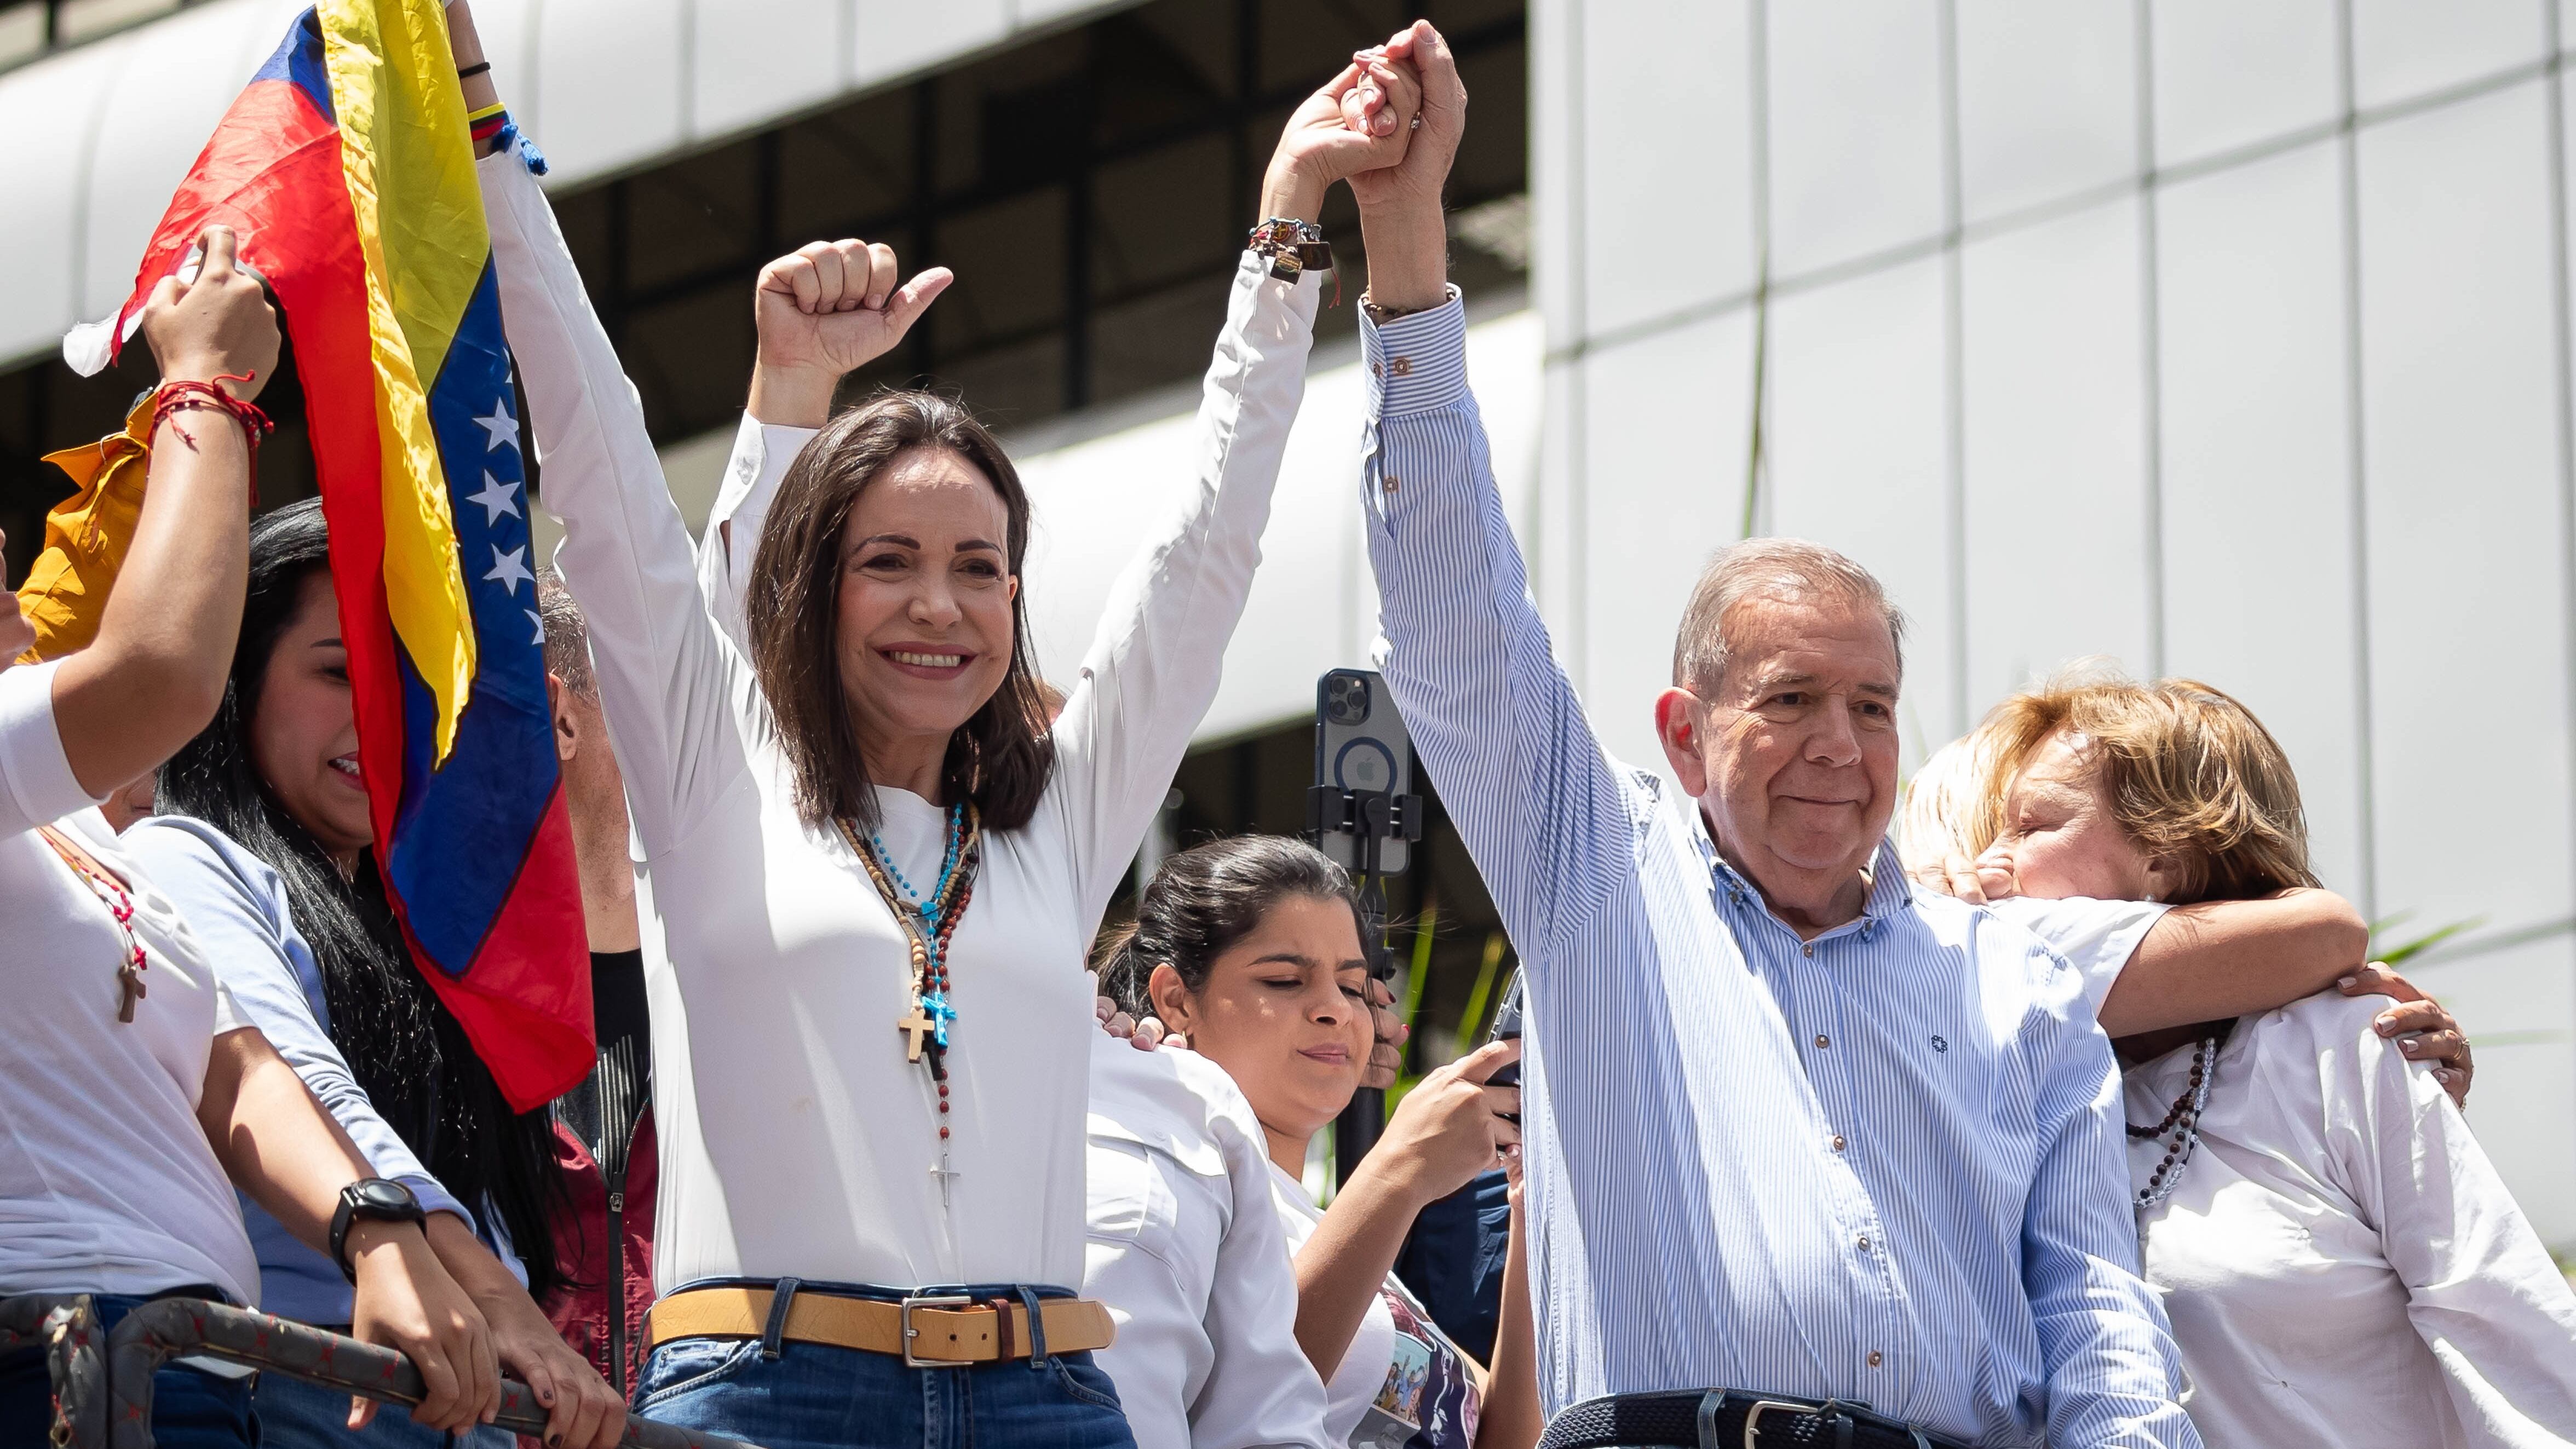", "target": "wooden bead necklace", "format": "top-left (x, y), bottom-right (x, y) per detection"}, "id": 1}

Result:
top-left (841, 802), bottom-right (981, 1153)
top-left (2127, 1033), bottom-right (2219, 1210)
